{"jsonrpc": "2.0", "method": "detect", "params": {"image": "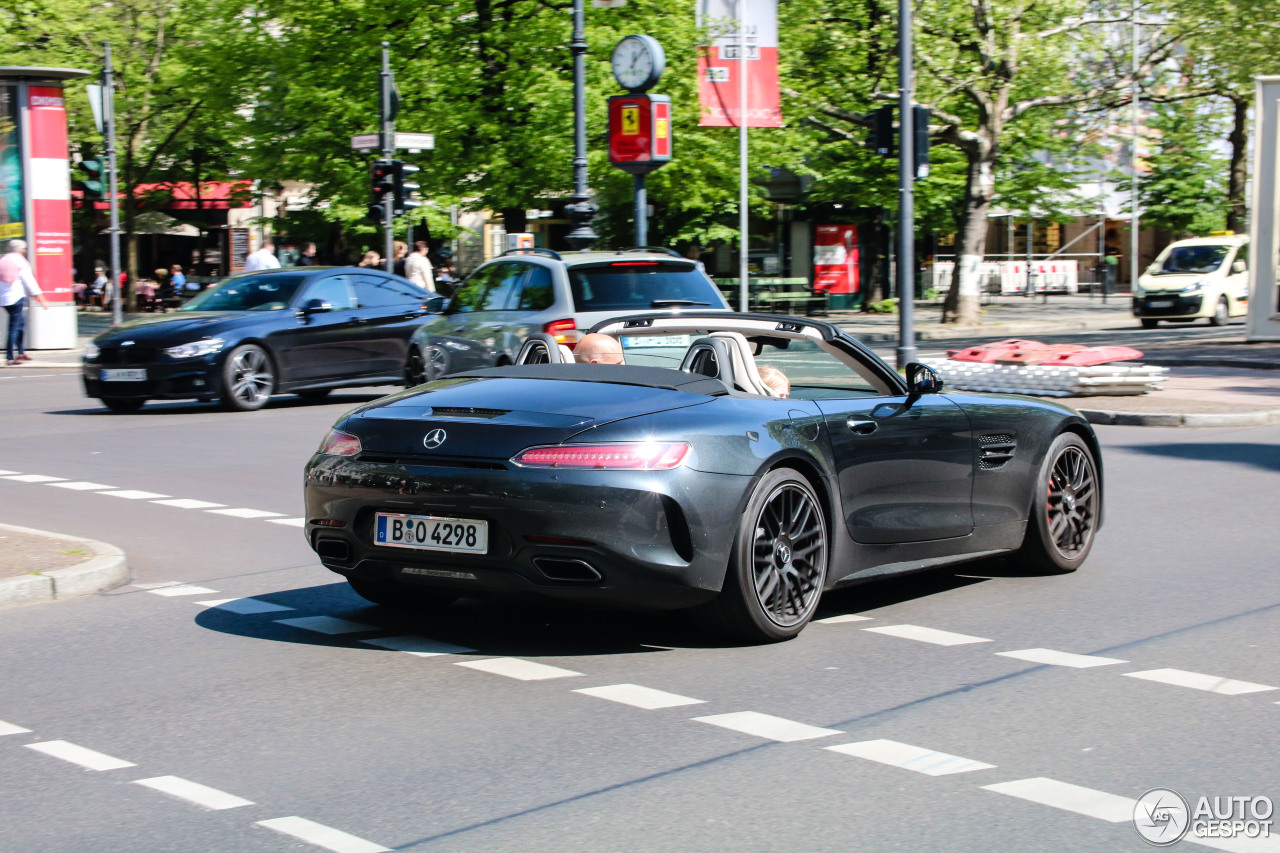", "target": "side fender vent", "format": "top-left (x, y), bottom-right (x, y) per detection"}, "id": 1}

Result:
top-left (978, 433), bottom-right (1016, 470)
